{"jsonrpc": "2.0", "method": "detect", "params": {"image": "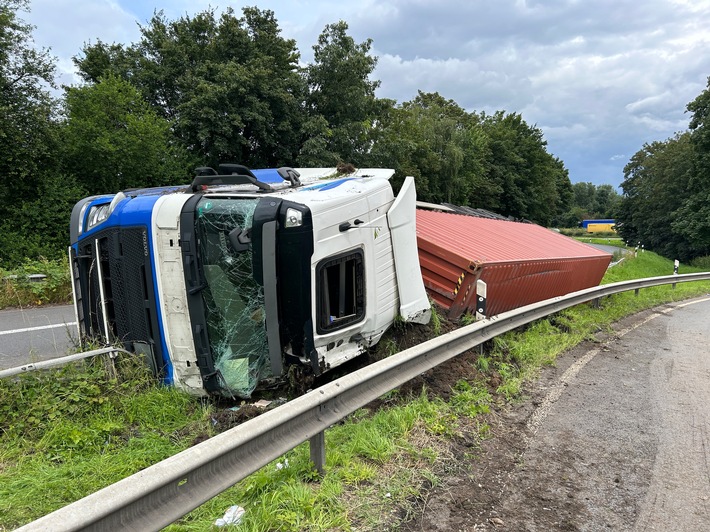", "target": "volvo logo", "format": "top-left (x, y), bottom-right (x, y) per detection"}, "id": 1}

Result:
top-left (142, 230), bottom-right (149, 256)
